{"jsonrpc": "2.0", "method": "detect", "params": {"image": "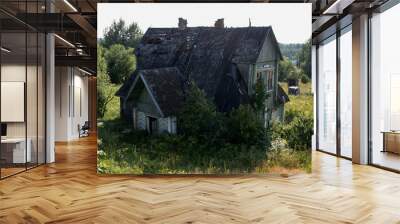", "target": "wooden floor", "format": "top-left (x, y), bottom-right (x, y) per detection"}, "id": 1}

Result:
top-left (372, 150), bottom-right (400, 171)
top-left (1, 135), bottom-right (400, 223)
